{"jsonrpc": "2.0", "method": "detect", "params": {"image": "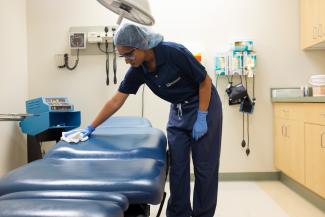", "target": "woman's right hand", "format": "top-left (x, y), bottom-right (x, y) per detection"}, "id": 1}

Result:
top-left (80, 125), bottom-right (95, 137)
